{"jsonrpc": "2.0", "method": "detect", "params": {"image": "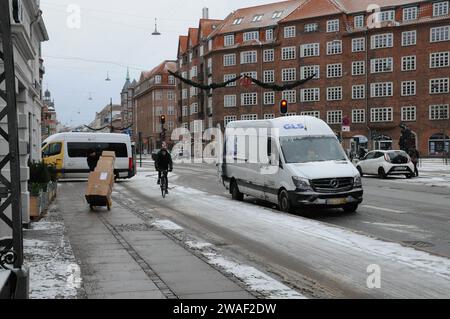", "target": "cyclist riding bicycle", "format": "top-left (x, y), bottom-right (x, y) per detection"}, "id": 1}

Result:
top-left (155, 143), bottom-right (173, 194)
